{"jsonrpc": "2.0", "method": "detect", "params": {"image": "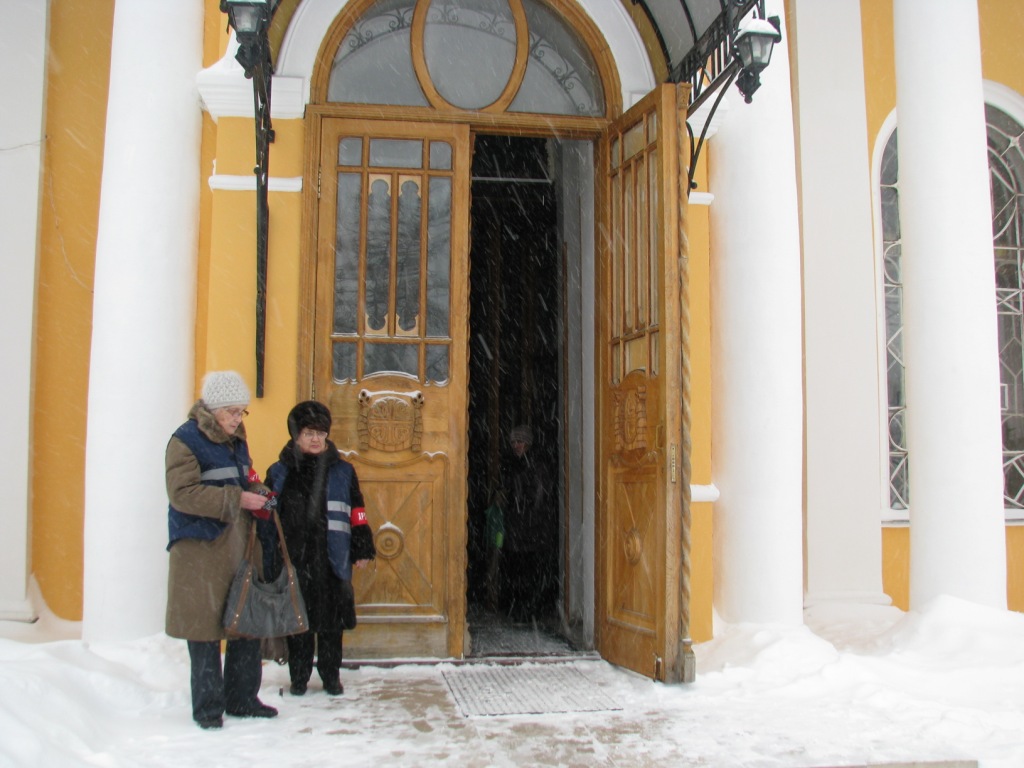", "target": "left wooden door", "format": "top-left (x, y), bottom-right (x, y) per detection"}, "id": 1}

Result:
top-left (313, 117), bottom-right (471, 658)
